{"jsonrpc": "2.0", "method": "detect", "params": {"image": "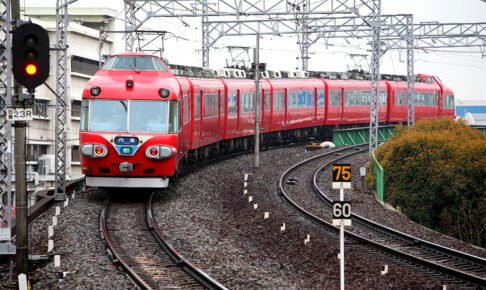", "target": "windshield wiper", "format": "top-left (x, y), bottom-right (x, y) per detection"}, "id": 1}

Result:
top-left (130, 64), bottom-right (140, 73)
